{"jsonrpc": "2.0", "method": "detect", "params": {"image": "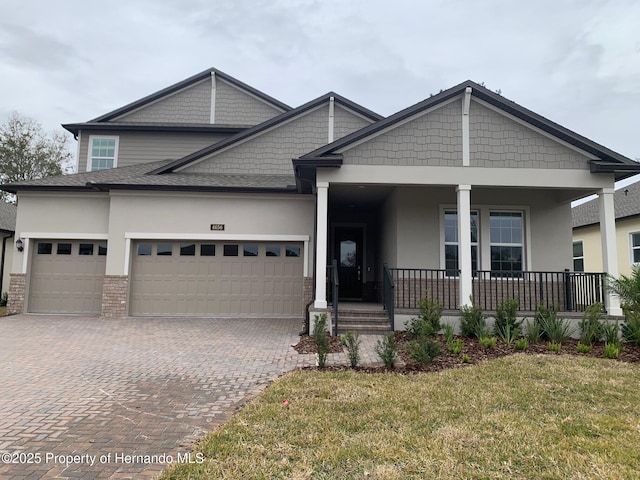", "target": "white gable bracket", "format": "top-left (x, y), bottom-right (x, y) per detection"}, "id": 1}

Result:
top-left (462, 87), bottom-right (471, 167)
top-left (210, 72), bottom-right (216, 124)
top-left (328, 96), bottom-right (335, 143)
